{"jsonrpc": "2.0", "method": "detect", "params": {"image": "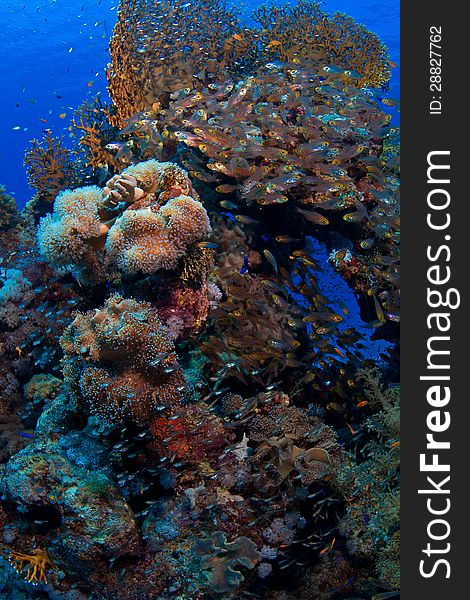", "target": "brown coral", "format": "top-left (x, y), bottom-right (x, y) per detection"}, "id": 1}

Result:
top-left (253, 1), bottom-right (390, 87)
top-left (60, 294), bottom-right (185, 424)
top-left (107, 0), bottom-right (256, 127)
top-left (24, 130), bottom-right (77, 204)
top-left (106, 194), bottom-right (211, 275)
